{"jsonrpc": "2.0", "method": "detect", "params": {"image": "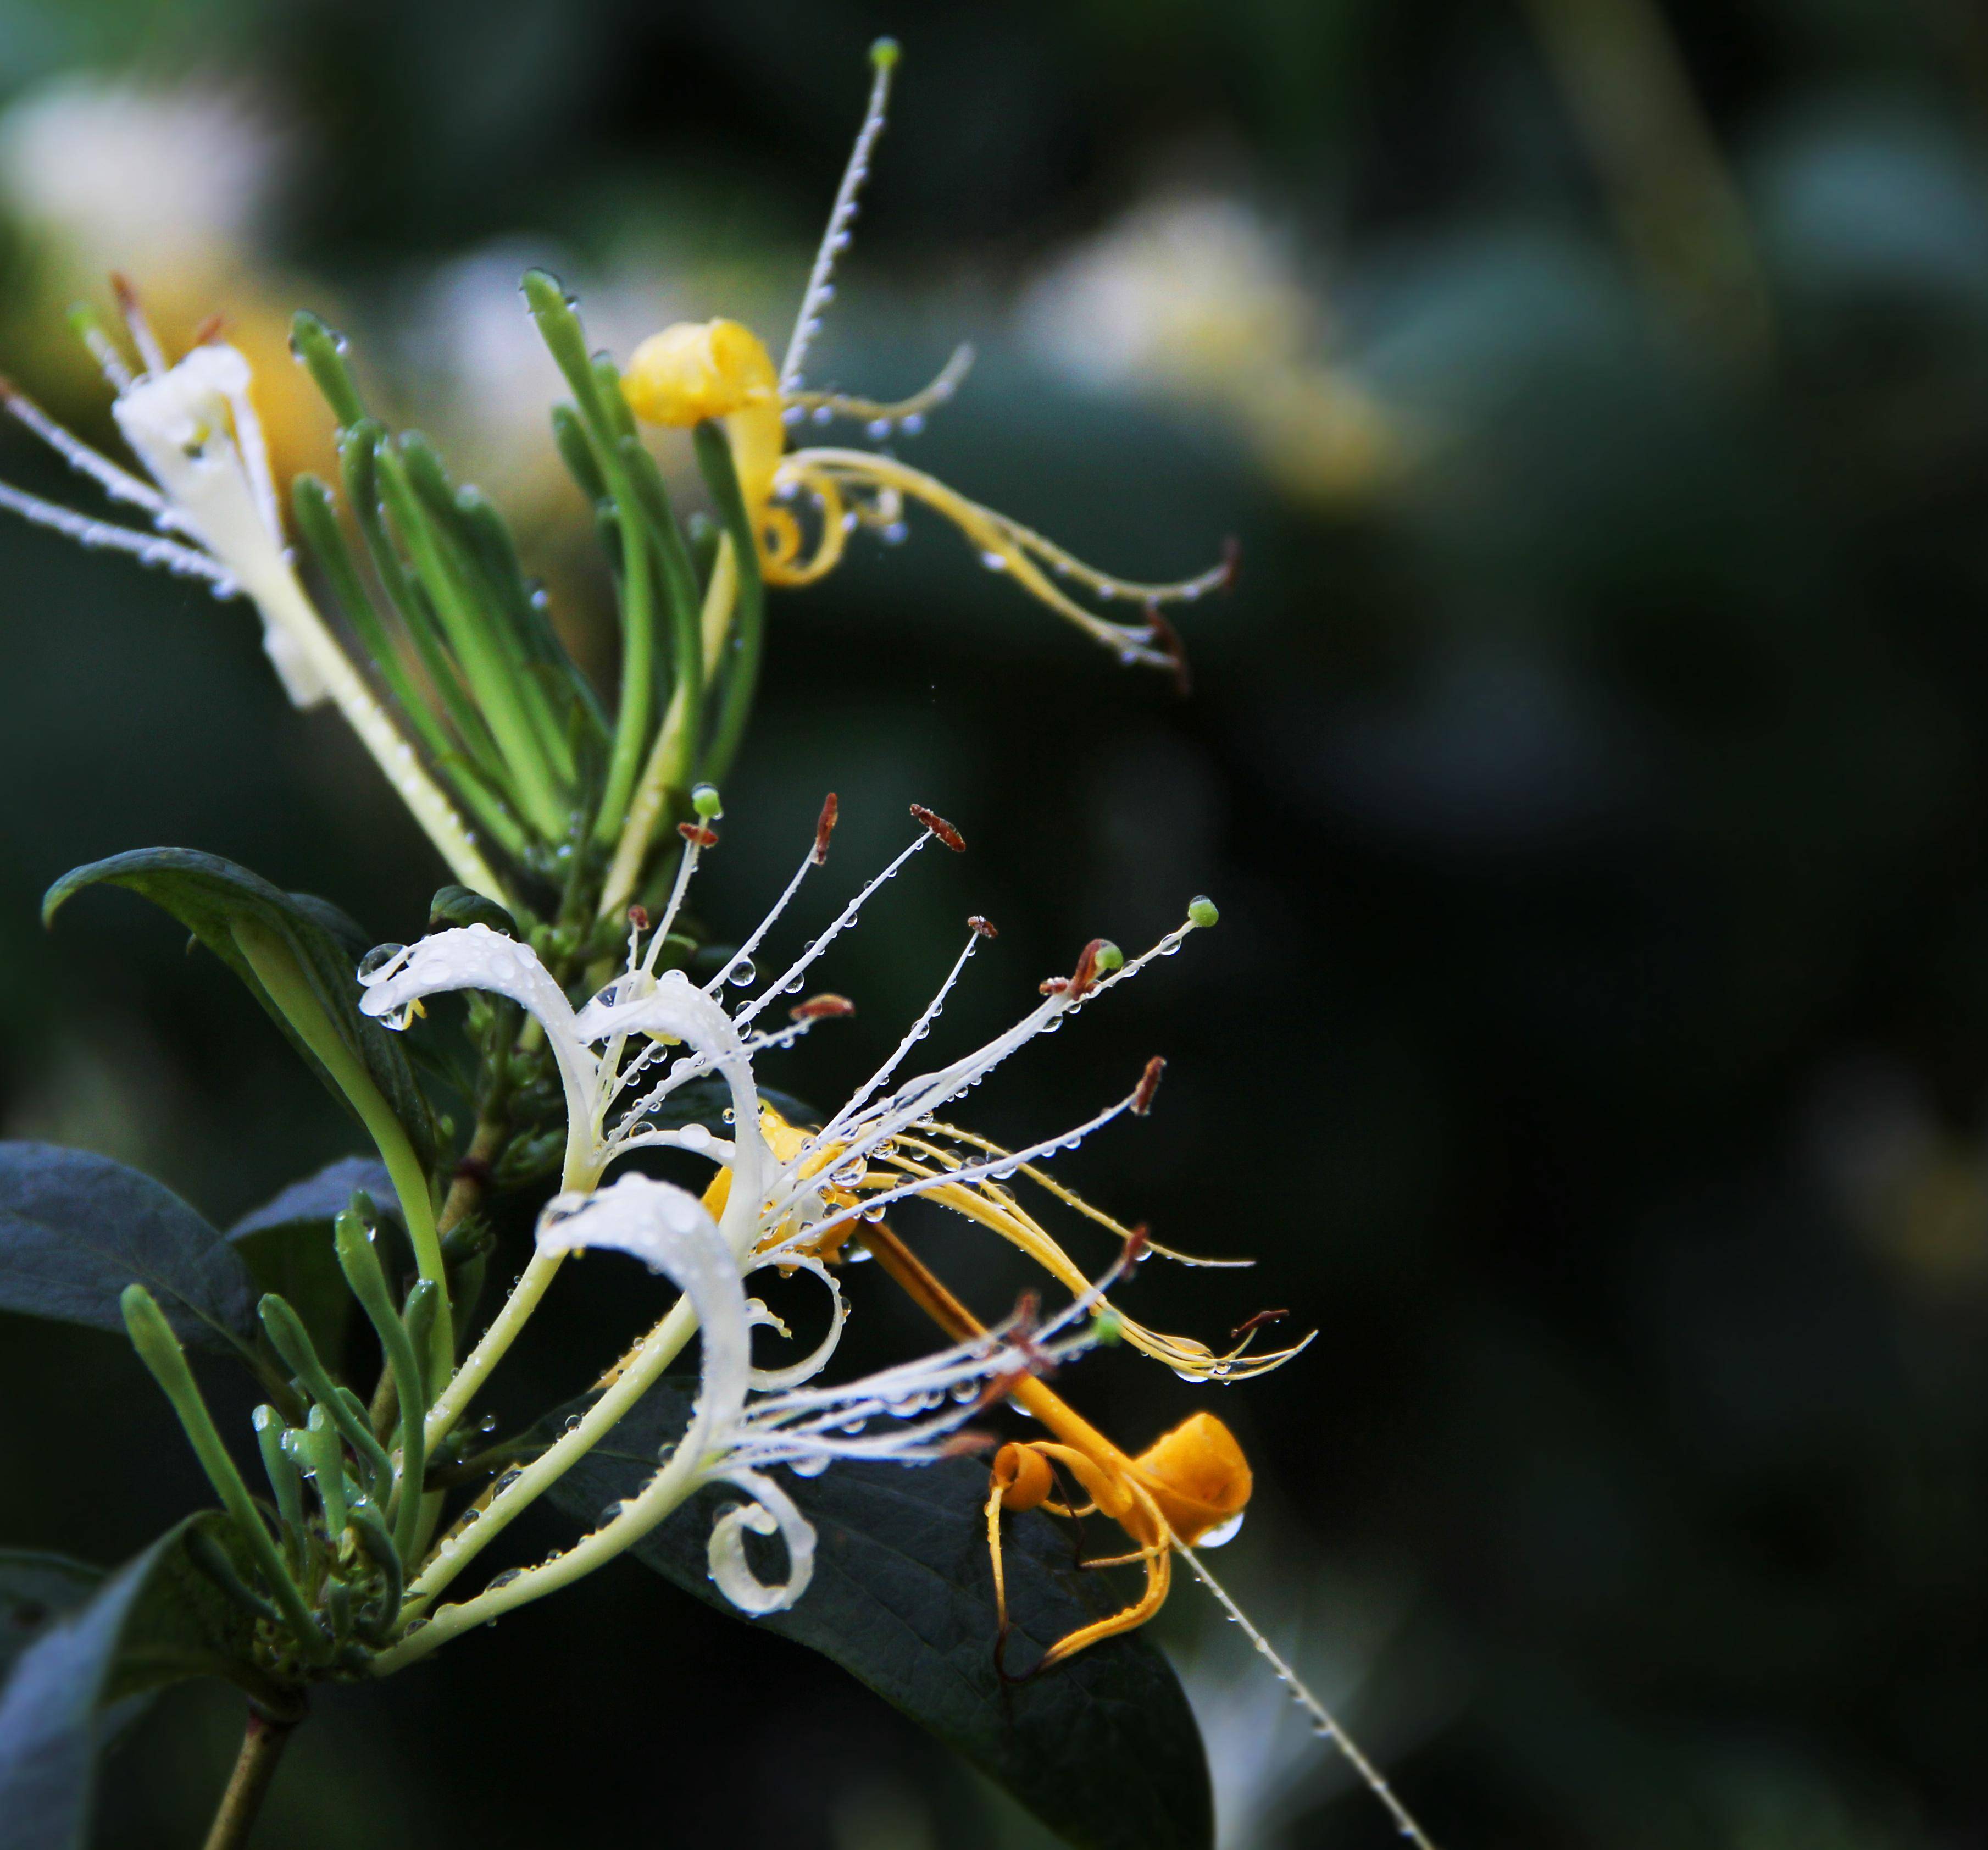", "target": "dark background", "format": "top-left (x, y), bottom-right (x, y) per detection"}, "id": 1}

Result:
top-left (3, 1), bottom-right (1987, 1845)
